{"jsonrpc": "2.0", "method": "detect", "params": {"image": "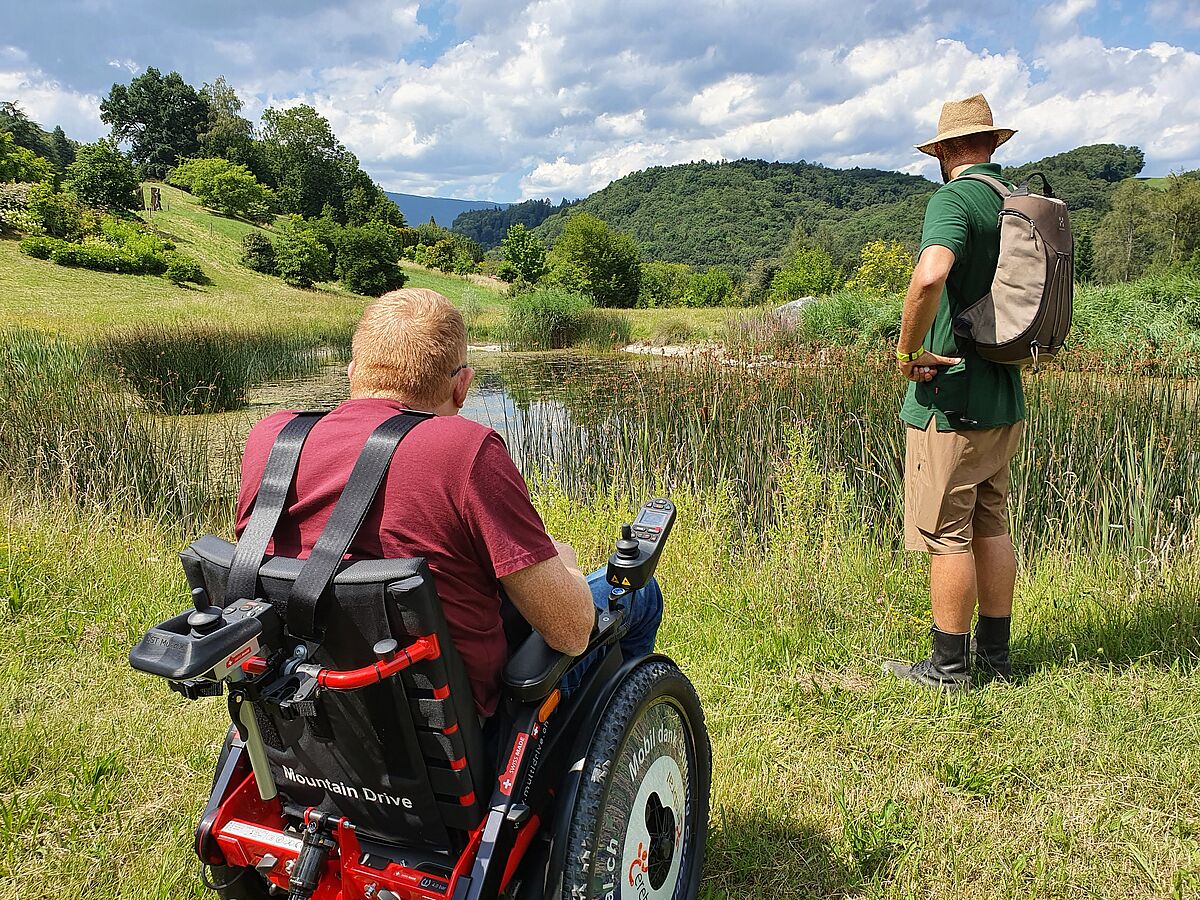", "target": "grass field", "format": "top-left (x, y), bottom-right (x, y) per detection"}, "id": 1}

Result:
top-left (1, 465), bottom-right (1197, 899)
